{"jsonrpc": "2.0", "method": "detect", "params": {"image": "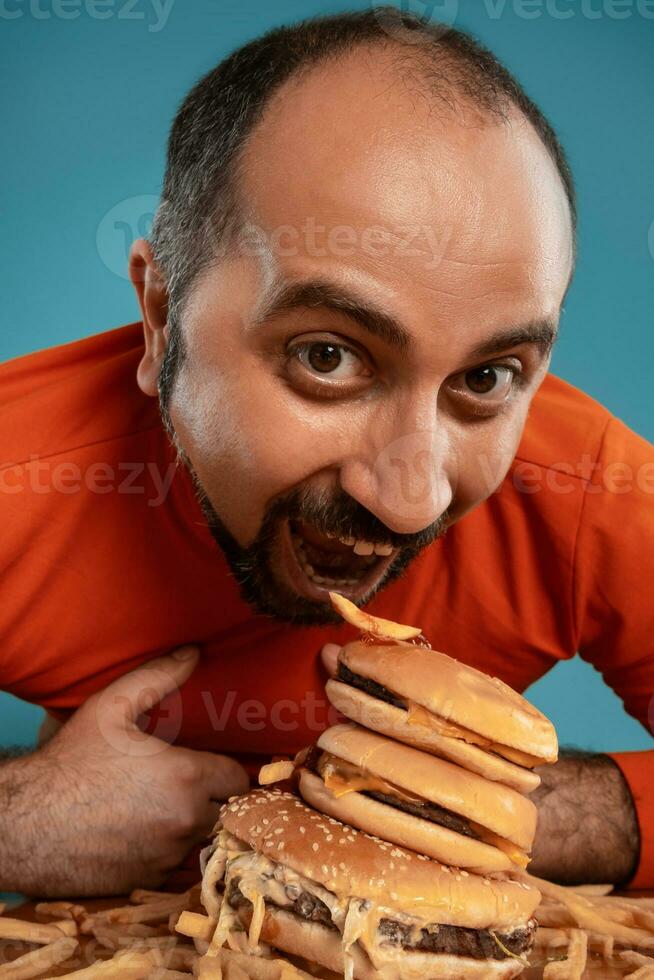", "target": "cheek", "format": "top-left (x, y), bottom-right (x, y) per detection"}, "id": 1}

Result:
top-left (169, 356), bottom-right (352, 541)
top-left (448, 407), bottom-right (530, 512)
